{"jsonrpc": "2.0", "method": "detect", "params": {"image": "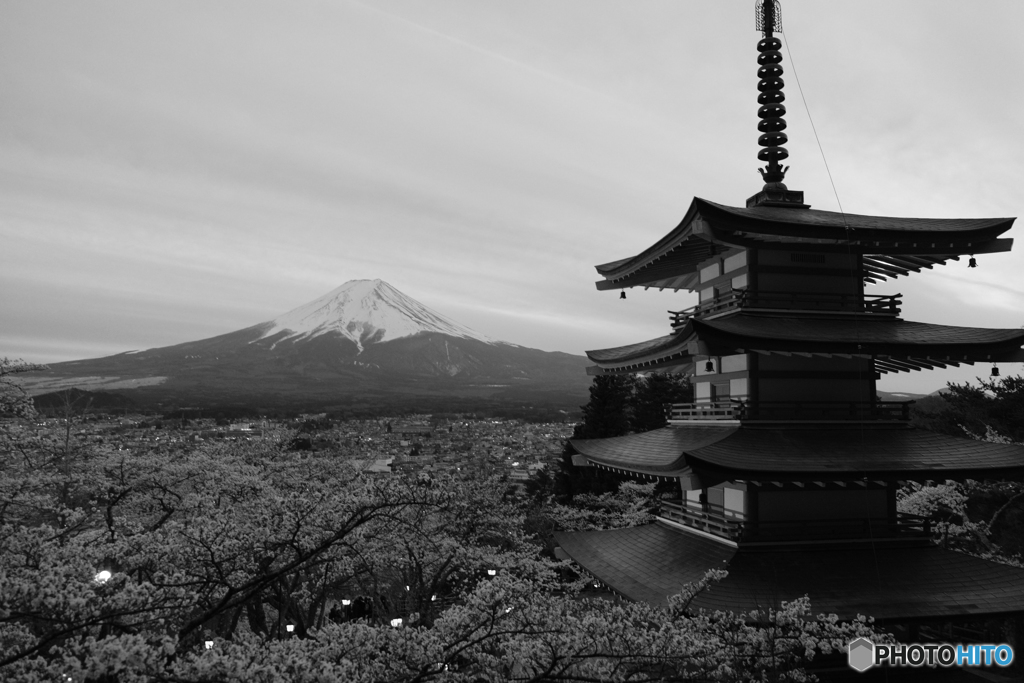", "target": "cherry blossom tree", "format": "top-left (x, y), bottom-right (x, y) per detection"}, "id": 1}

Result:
top-left (0, 358), bottom-right (45, 418)
top-left (1, 422), bottom-right (881, 682)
